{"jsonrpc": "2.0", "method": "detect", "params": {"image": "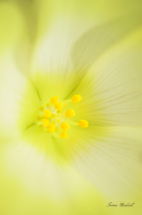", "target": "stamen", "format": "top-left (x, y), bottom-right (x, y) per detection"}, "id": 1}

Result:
top-left (78, 120), bottom-right (89, 128)
top-left (50, 96), bottom-right (59, 105)
top-left (72, 95), bottom-right (82, 103)
top-left (60, 131), bottom-right (68, 138)
top-left (54, 102), bottom-right (62, 111)
top-left (43, 110), bottom-right (52, 118)
top-left (66, 109), bottom-right (75, 117)
top-left (36, 95), bottom-right (88, 138)
top-left (47, 123), bottom-right (56, 132)
top-left (61, 122), bottom-right (70, 131)
top-left (42, 118), bottom-right (49, 126)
